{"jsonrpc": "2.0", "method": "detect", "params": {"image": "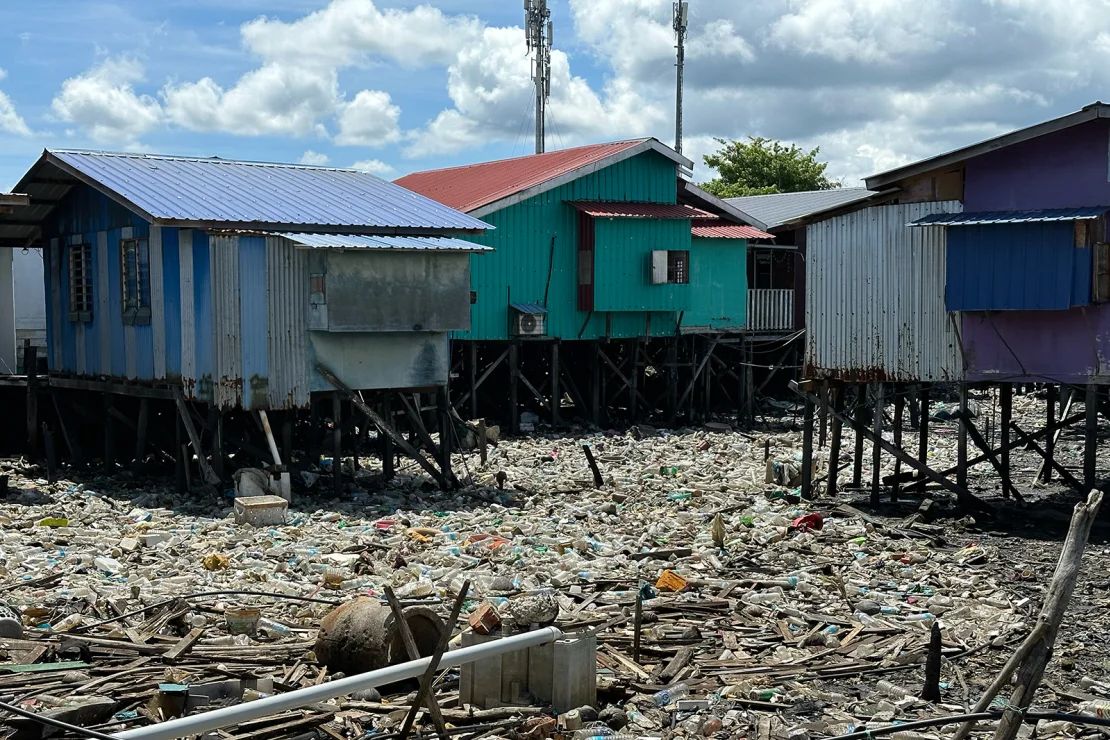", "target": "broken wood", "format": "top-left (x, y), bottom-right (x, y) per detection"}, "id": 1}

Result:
top-left (582, 444), bottom-right (604, 488)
